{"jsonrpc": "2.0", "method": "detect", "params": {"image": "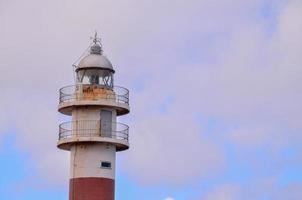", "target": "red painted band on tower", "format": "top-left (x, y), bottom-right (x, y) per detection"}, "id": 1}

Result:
top-left (69, 177), bottom-right (114, 200)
